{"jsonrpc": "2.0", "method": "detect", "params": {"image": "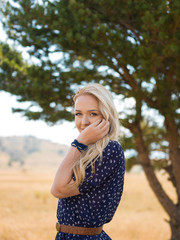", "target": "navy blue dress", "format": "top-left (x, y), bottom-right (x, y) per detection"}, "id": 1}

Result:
top-left (55, 140), bottom-right (125, 240)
